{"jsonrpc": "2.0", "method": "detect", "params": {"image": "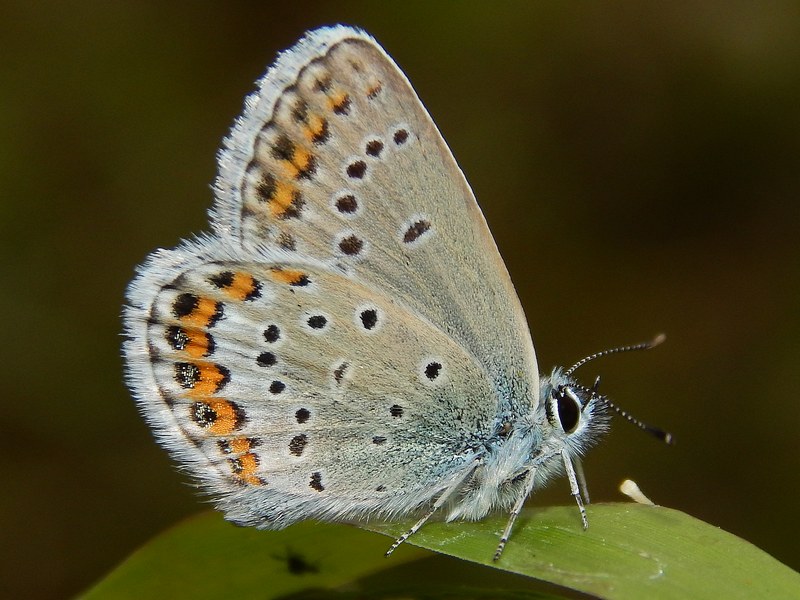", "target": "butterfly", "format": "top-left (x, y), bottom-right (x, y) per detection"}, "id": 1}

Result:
top-left (123, 25), bottom-right (669, 561)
